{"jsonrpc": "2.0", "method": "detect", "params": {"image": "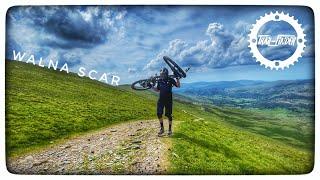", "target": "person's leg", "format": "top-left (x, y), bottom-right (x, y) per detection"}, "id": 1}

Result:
top-left (165, 102), bottom-right (173, 135)
top-left (167, 115), bottom-right (172, 135)
top-left (157, 101), bottom-right (165, 135)
top-left (157, 114), bottom-right (164, 132)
